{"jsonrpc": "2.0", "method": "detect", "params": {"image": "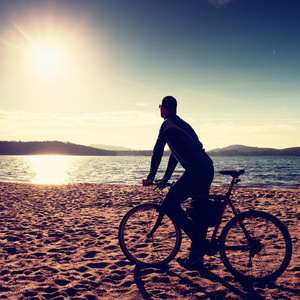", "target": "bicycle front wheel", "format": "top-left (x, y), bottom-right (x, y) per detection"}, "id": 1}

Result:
top-left (219, 210), bottom-right (292, 282)
top-left (118, 203), bottom-right (181, 267)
